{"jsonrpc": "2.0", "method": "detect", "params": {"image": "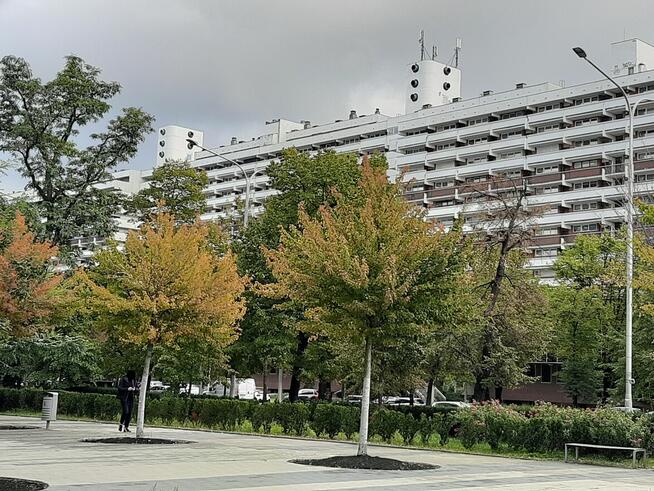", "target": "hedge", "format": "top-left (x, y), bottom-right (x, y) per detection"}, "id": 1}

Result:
top-left (1, 388), bottom-right (652, 455)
